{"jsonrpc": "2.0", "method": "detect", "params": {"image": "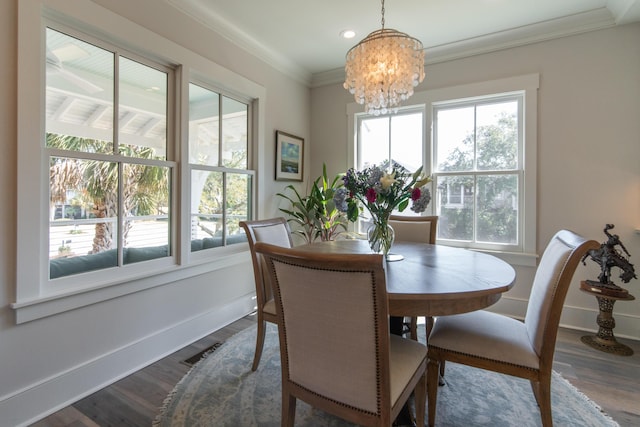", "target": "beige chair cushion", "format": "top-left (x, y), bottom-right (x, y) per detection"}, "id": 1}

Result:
top-left (428, 310), bottom-right (540, 370)
top-left (389, 219), bottom-right (434, 243)
top-left (389, 334), bottom-right (427, 406)
top-left (253, 224), bottom-right (293, 248)
top-left (262, 298), bottom-right (276, 316)
top-left (524, 236), bottom-right (573, 356)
